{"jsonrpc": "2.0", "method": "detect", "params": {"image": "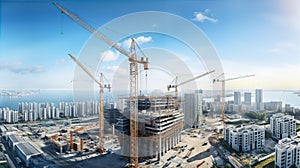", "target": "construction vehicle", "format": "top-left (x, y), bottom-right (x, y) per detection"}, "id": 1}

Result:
top-left (68, 54), bottom-right (111, 153)
top-left (167, 70), bottom-right (215, 109)
top-left (53, 3), bottom-right (149, 167)
top-left (70, 127), bottom-right (84, 150)
top-left (213, 73), bottom-right (254, 121)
